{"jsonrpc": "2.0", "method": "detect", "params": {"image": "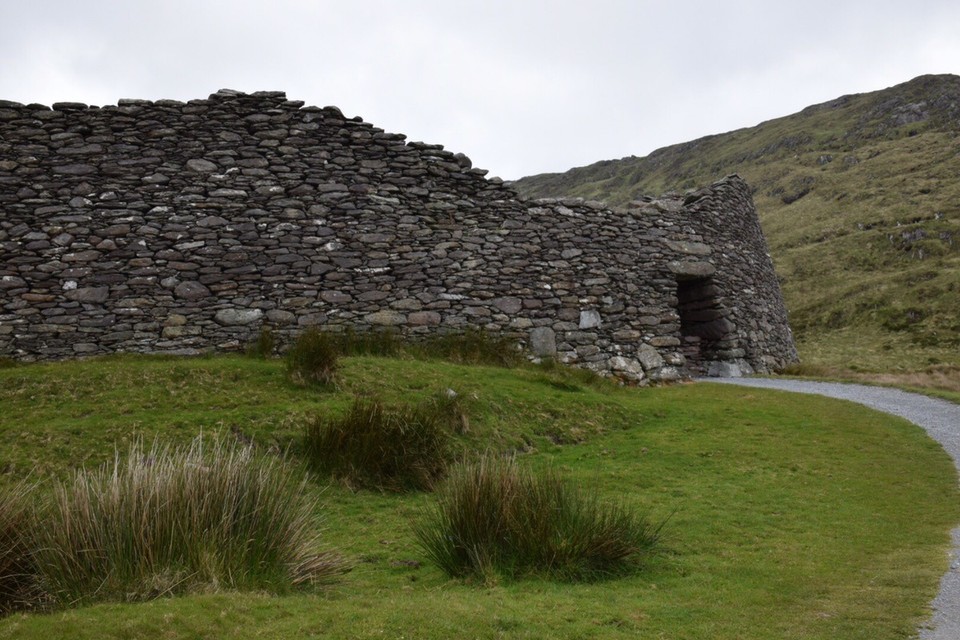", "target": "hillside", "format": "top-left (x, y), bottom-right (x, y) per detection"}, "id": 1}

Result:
top-left (513, 75), bottom-right (960, 372)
